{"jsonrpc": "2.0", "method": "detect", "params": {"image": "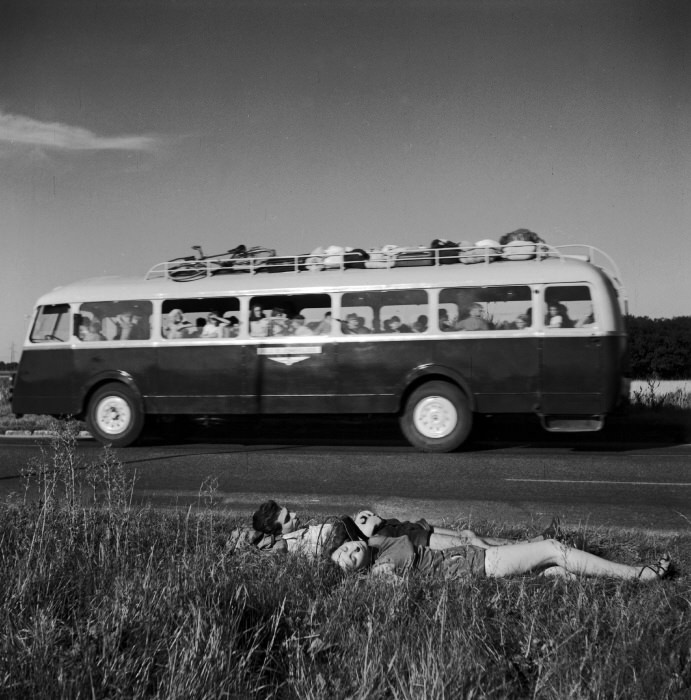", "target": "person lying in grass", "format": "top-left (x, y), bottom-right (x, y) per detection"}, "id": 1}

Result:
top-left (327, 516), bottom-right (672, 582)
top-left (352, 509), bottom-right (559, 549)
top-left (242, 500), bottom-right (563, 556)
